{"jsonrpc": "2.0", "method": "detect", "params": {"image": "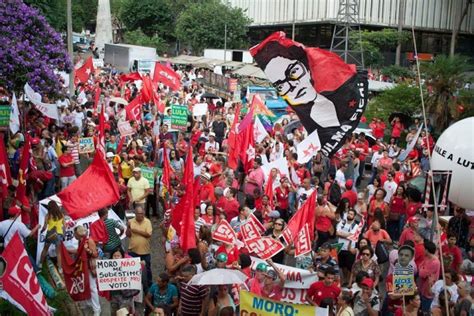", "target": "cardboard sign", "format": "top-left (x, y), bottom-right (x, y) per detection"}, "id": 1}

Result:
top-left (241, 220), bottom-right (261, 242)
top-left (240, 290), bottom-right (327, 316)
top-left (171, 104), bottom-right (188, 130)
top-left (294, 223), bottom-right (312, 257)
top-left (118, 121), bottom-right (135, 137)
top-left (393, 265), bottom-right (415, 295)
top-left (79, 137), bottom-right (94, 153)
top-left (97, 258), bottom-right (142, 291)
top-left (245, 236), bottom-right (285, 260)
top-left (0, 105), bottom-right (12, 127)
top-left (140, 166), bottom-right (155, 187)
top-left (212, 219), bottom-right (238, 245)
